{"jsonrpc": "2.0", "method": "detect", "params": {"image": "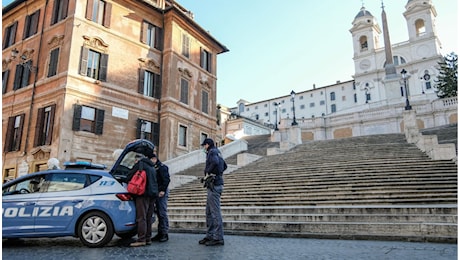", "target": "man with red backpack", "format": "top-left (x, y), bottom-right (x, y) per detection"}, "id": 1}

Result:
top-left (126, 153), bottom-right (158, 247)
